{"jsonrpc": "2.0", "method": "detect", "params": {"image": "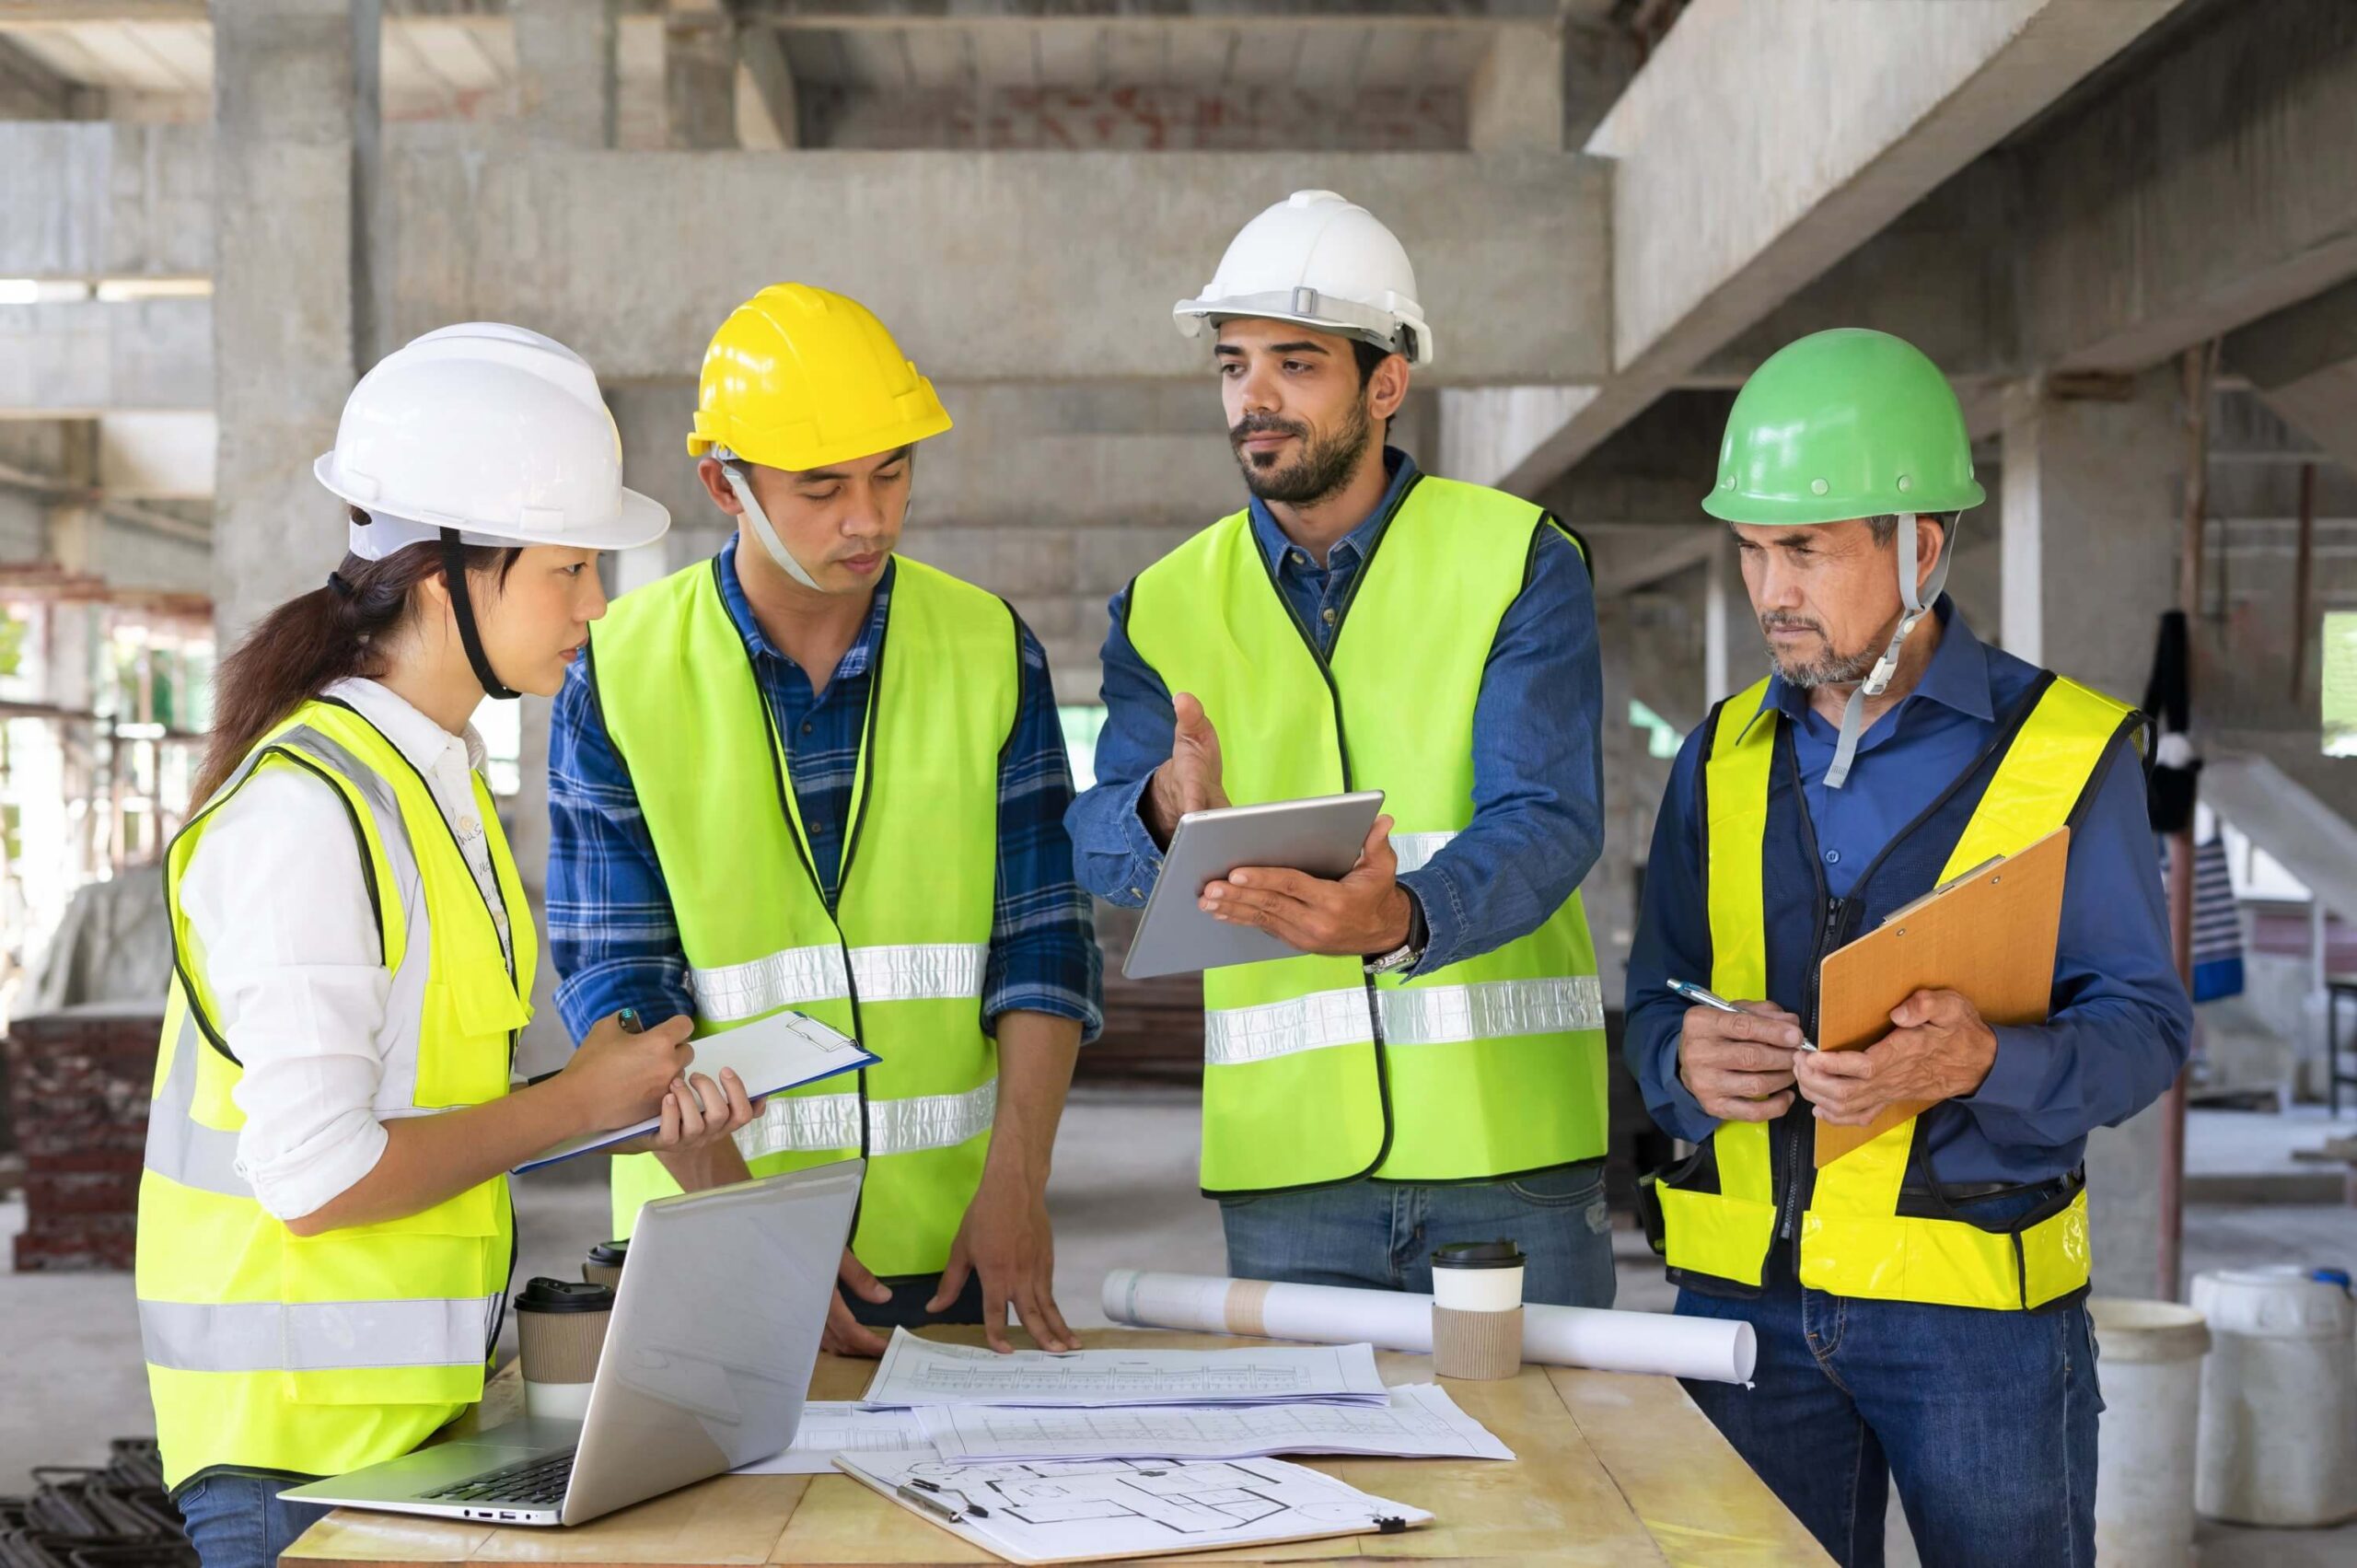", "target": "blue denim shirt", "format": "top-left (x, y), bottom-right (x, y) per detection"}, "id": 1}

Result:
top-left (1623, 601), bottom-right (2192, 1184)
top-left (549, 547), bottom-right (1103, 1044)
top-left (1064, 448), bottom-right (1606, 977)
